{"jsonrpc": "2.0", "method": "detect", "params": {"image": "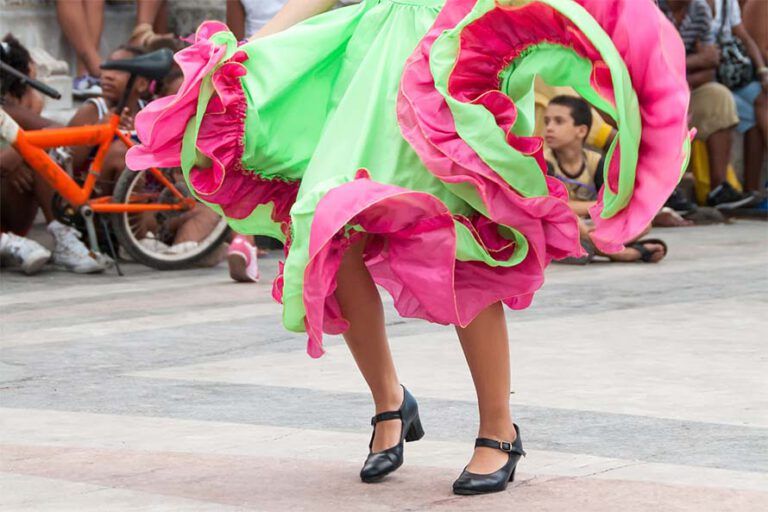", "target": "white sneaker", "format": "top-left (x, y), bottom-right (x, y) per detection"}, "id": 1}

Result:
top-left (163, 241), bottom-right (198, 255)
top-left (139, 232), bottom-right (171, 253)
top-left (47, 221), bottom-right (106, 274)
top-left (0, 232), bottom-right (51, 275)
